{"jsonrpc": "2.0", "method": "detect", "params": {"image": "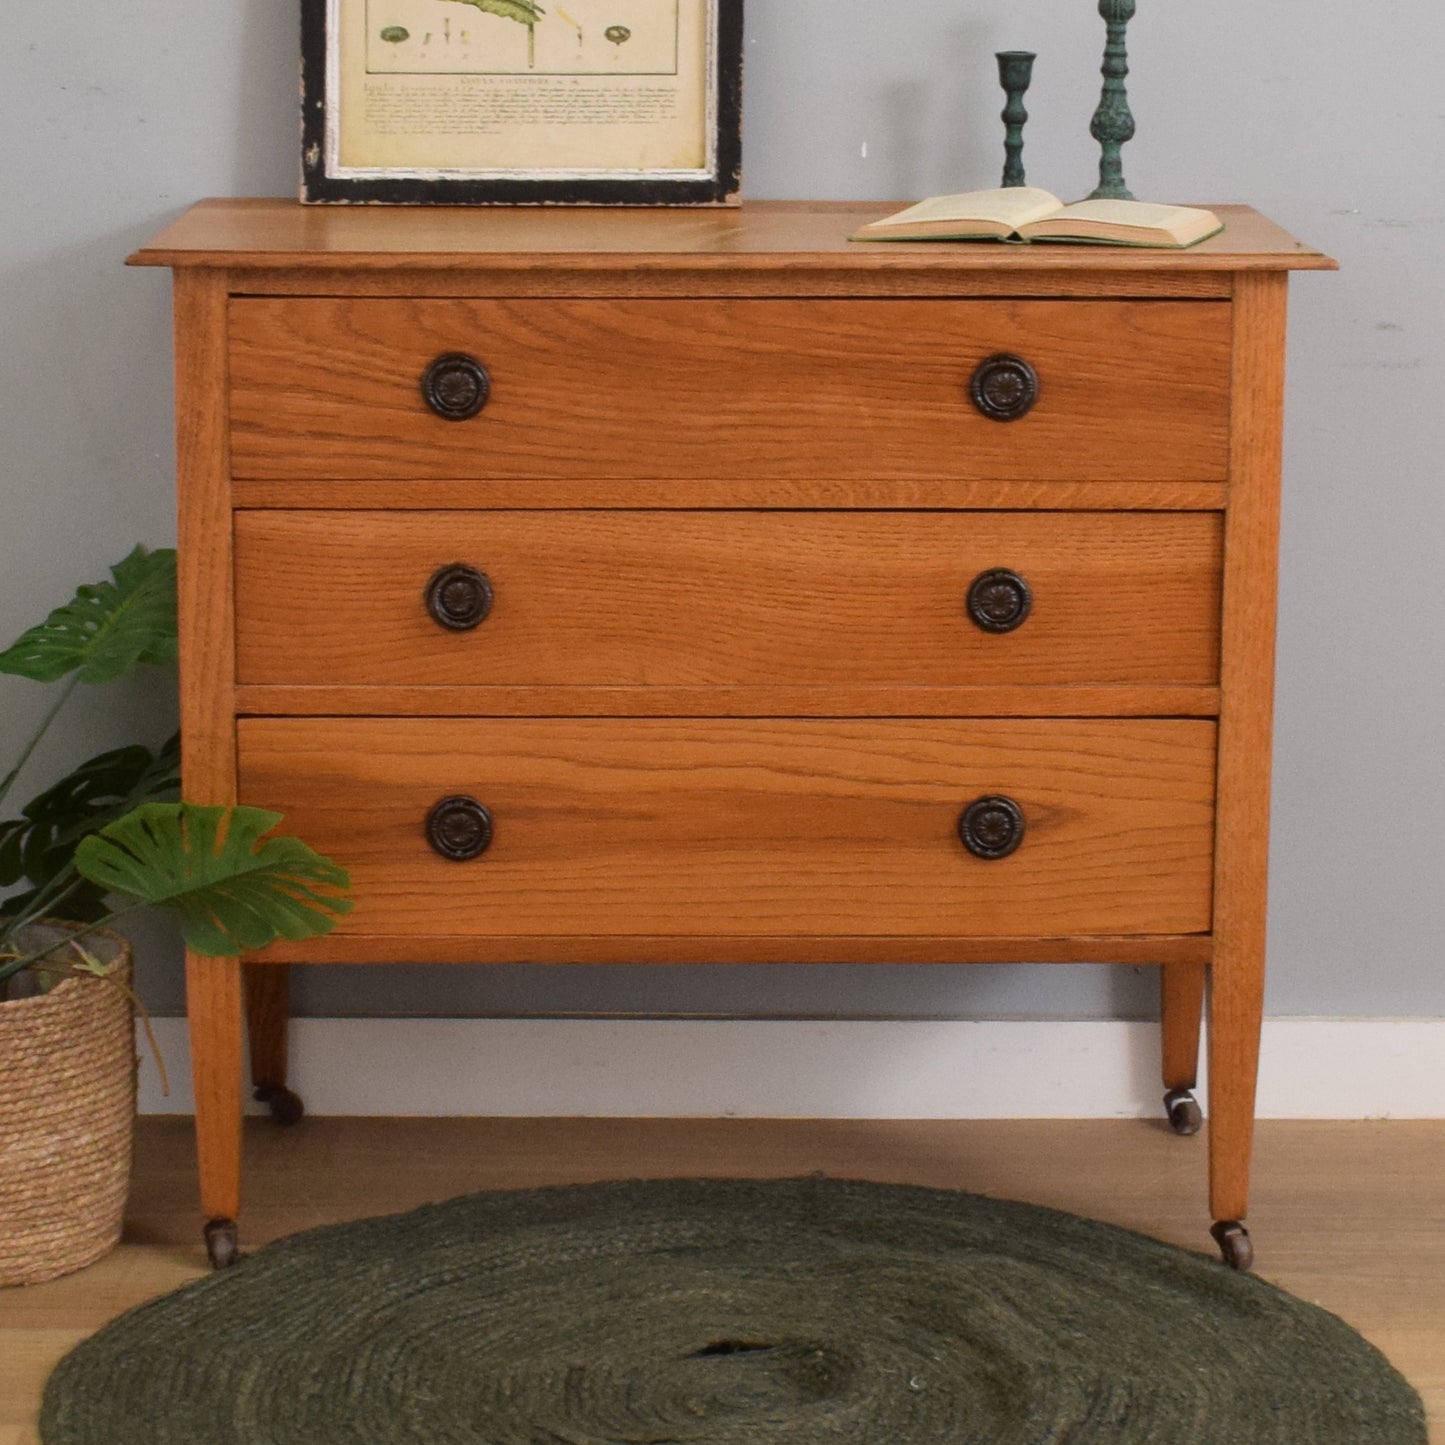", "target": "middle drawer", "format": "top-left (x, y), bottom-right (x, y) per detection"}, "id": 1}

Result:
top-left (234, 510), bottom-right (1221, 690)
